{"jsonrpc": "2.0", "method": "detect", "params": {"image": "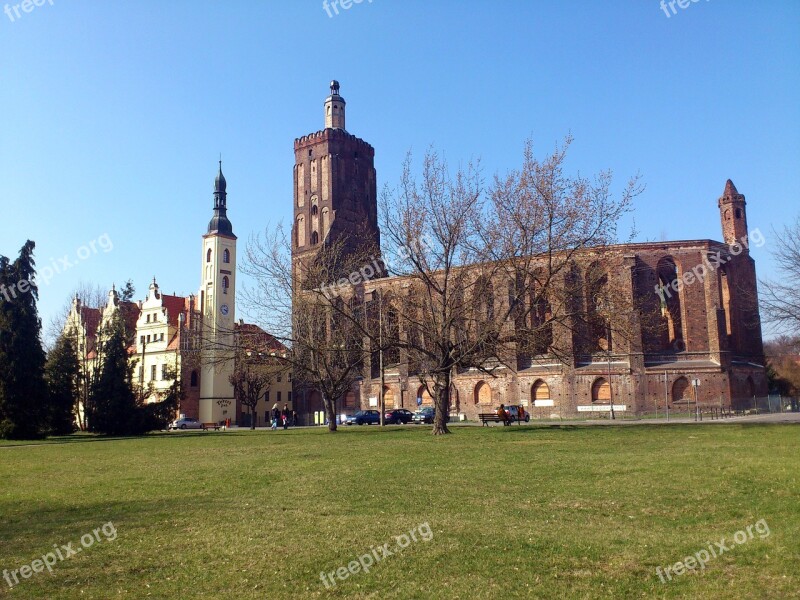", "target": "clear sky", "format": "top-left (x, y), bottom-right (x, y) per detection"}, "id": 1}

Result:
top-left (1, 0), bottom-right (798, 337)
